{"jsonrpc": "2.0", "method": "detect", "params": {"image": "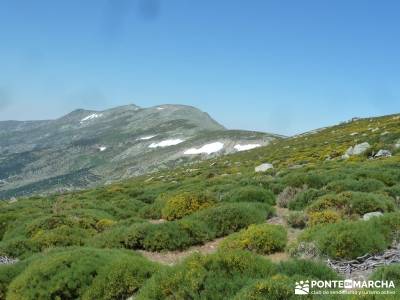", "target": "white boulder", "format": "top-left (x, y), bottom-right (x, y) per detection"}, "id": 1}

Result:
top-left (363, 211), bottom-right (383, 221)
top-left (255, 163), bottom-right (273, 172)
top-left (374, 149), bottom-right (392, 158)
top-left (344, 142), bottom-right (371, 157)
